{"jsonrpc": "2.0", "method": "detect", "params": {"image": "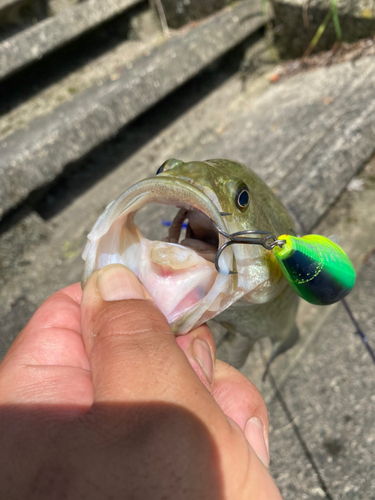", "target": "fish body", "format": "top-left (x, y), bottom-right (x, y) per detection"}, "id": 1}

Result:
top-left (82, 159), bottom-right (300, 368)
